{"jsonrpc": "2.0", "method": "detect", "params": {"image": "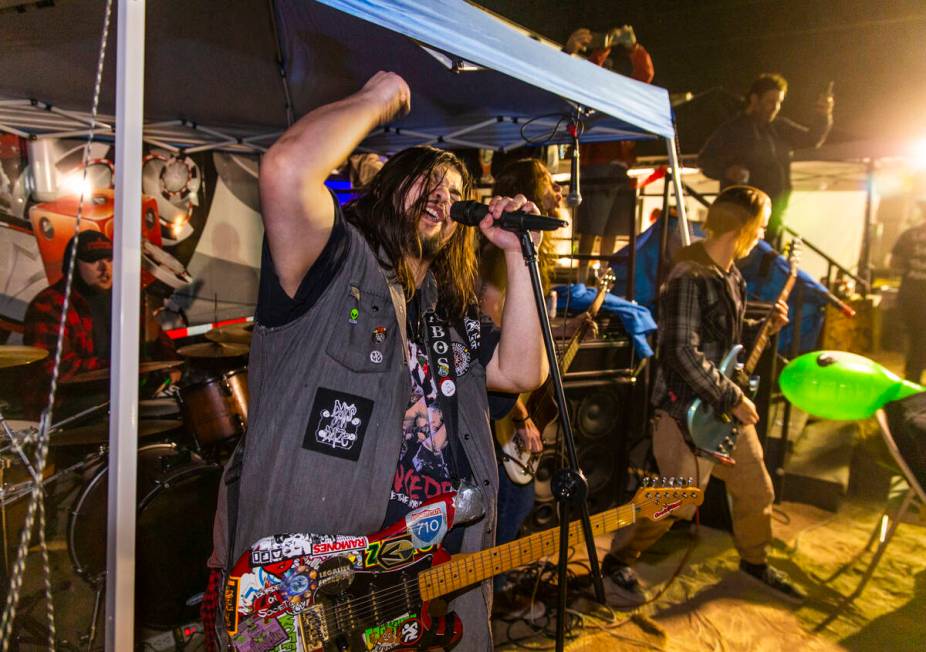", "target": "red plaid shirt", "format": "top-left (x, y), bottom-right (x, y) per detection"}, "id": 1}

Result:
top-left (23, 279), bottom-right (108, 408)
top-left (22, 279), bottom-right (176, 415)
